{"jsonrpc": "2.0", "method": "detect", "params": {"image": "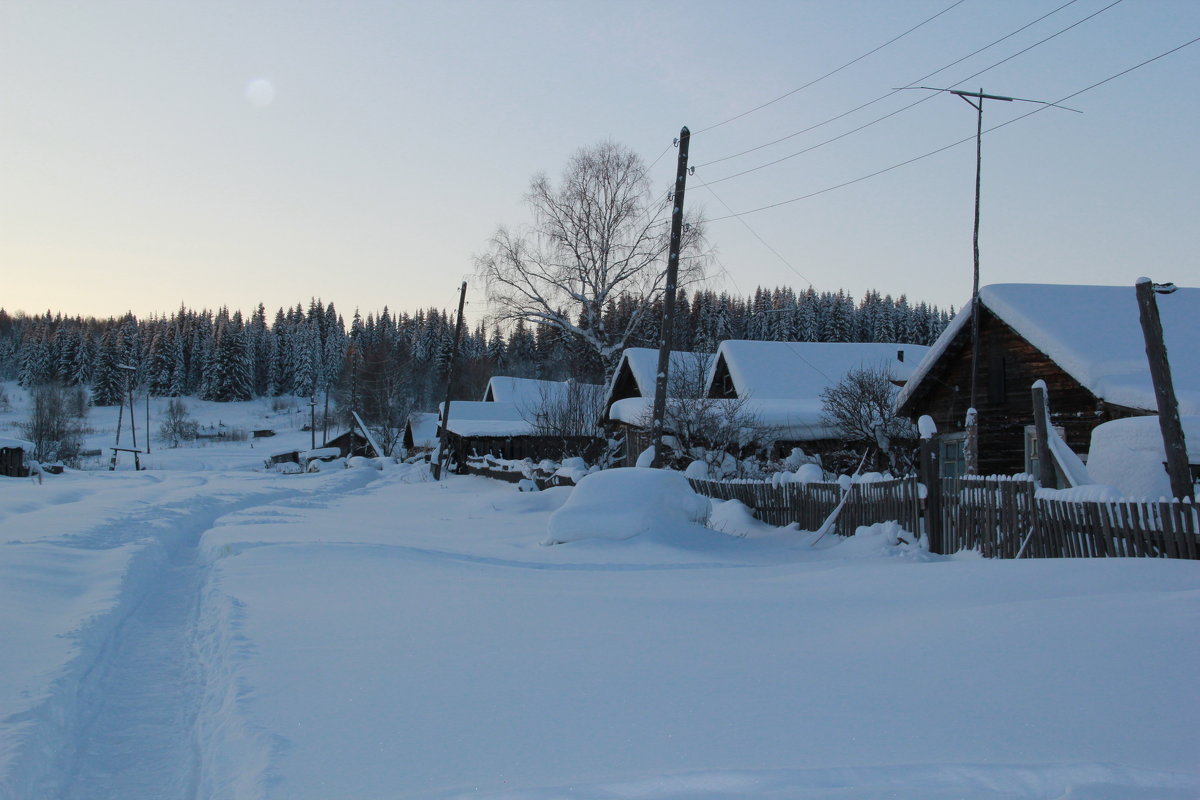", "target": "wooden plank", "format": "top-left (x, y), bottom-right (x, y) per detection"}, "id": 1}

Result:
top-left (1159, 503), bottom-right (1179, 559)
top-left (1179, 503), bottom-right (1198, 560)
